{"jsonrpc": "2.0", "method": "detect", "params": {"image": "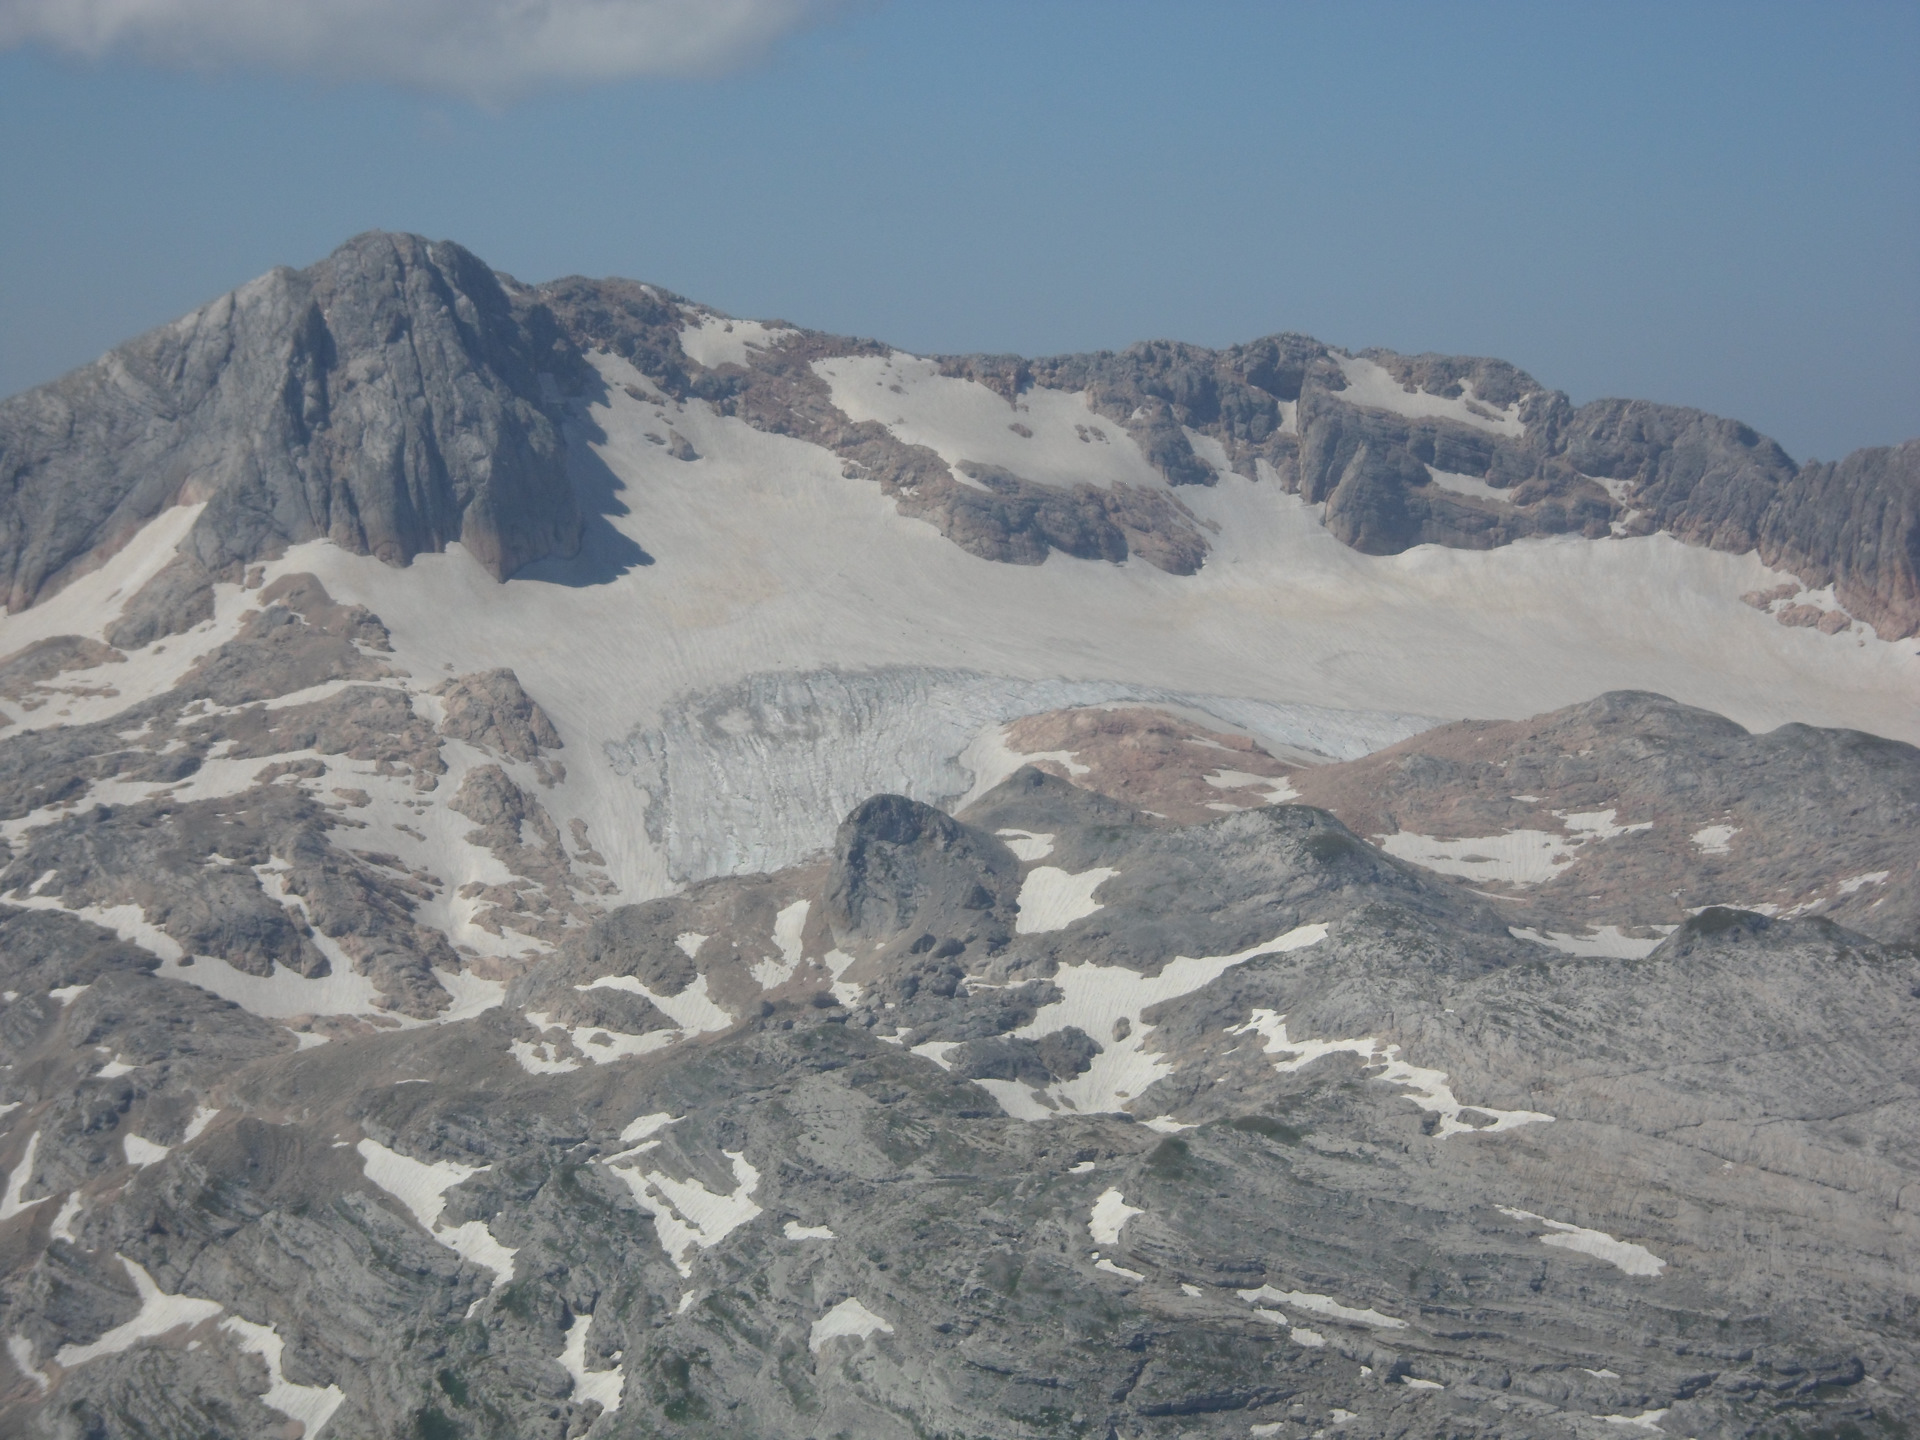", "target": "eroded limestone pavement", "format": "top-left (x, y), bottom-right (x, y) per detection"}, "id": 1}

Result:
top-left (0, 230), bottom-right (1913, 1439)
top-left (0, 563), bottom-right (1911, 1439)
